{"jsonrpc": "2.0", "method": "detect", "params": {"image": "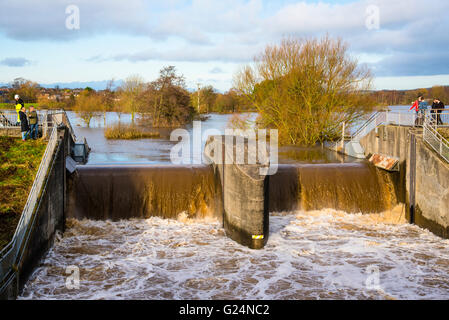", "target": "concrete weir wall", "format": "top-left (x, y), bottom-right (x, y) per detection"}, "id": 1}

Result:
top-left (269, 163), bottom-right (399, 214)
top-left (67, 165), bottom-right (223, 221)
top-left (204, 136), bottom-right (270, 250)
top-left (360, 125), bottom-right (449, 238)
top-left (0, 128), bottom-right (67, 299)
